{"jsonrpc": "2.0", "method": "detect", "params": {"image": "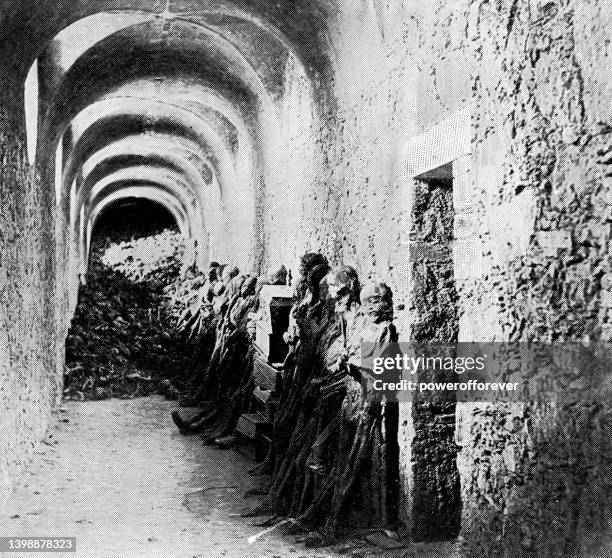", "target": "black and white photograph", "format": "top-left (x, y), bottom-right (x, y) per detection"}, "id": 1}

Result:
top-left (0, 1), bottom-right (611, 557)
